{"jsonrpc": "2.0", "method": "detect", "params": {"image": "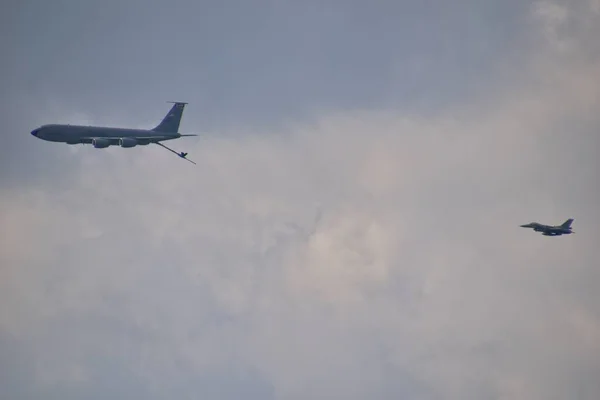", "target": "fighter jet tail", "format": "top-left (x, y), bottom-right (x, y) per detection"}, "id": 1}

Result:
top-left (152, 102), bottom-right (188, 133)
top-left (560, 218), bottom-right (574, 229)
